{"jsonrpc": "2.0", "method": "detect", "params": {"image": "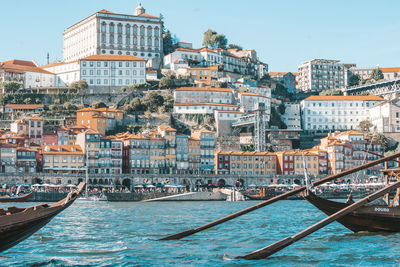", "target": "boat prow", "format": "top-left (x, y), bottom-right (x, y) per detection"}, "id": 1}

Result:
top-left (0, 182), bottom-right (85, 253)
top-left (301, 189), bottom-right (400, 233)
